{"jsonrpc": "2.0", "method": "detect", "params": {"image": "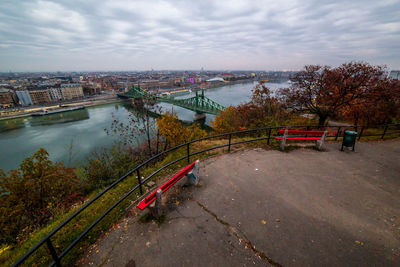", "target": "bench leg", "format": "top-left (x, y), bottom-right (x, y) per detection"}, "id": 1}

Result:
top-left (316, 130), bottom-right (328, 150)
top-left (186, 172), bottom-right (199, 185)
top-left (186, 159), bottom-right (200, 185)
top-left (149, 189), bottom-right (162, 218)
top-left (280, 129), bottom-right (288, 150)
